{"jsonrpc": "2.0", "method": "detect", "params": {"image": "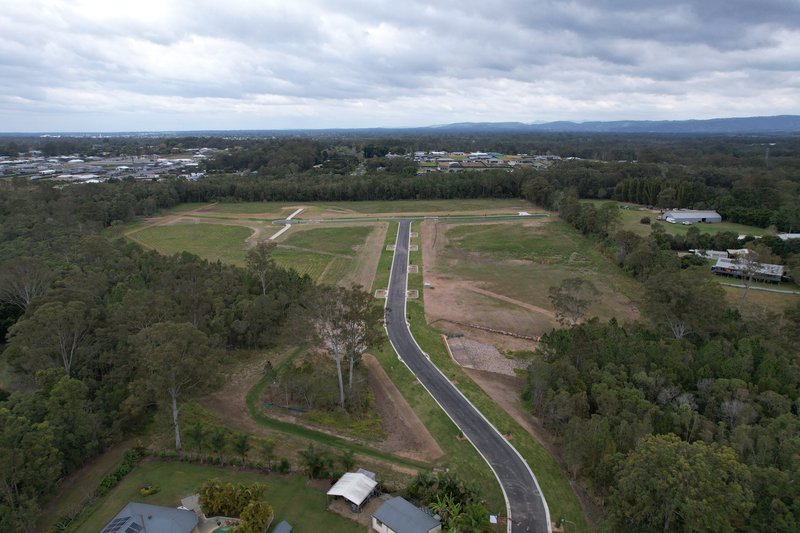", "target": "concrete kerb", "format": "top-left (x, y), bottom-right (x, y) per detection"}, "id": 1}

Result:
top-left (383, 220), bottom-right (552, 533)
